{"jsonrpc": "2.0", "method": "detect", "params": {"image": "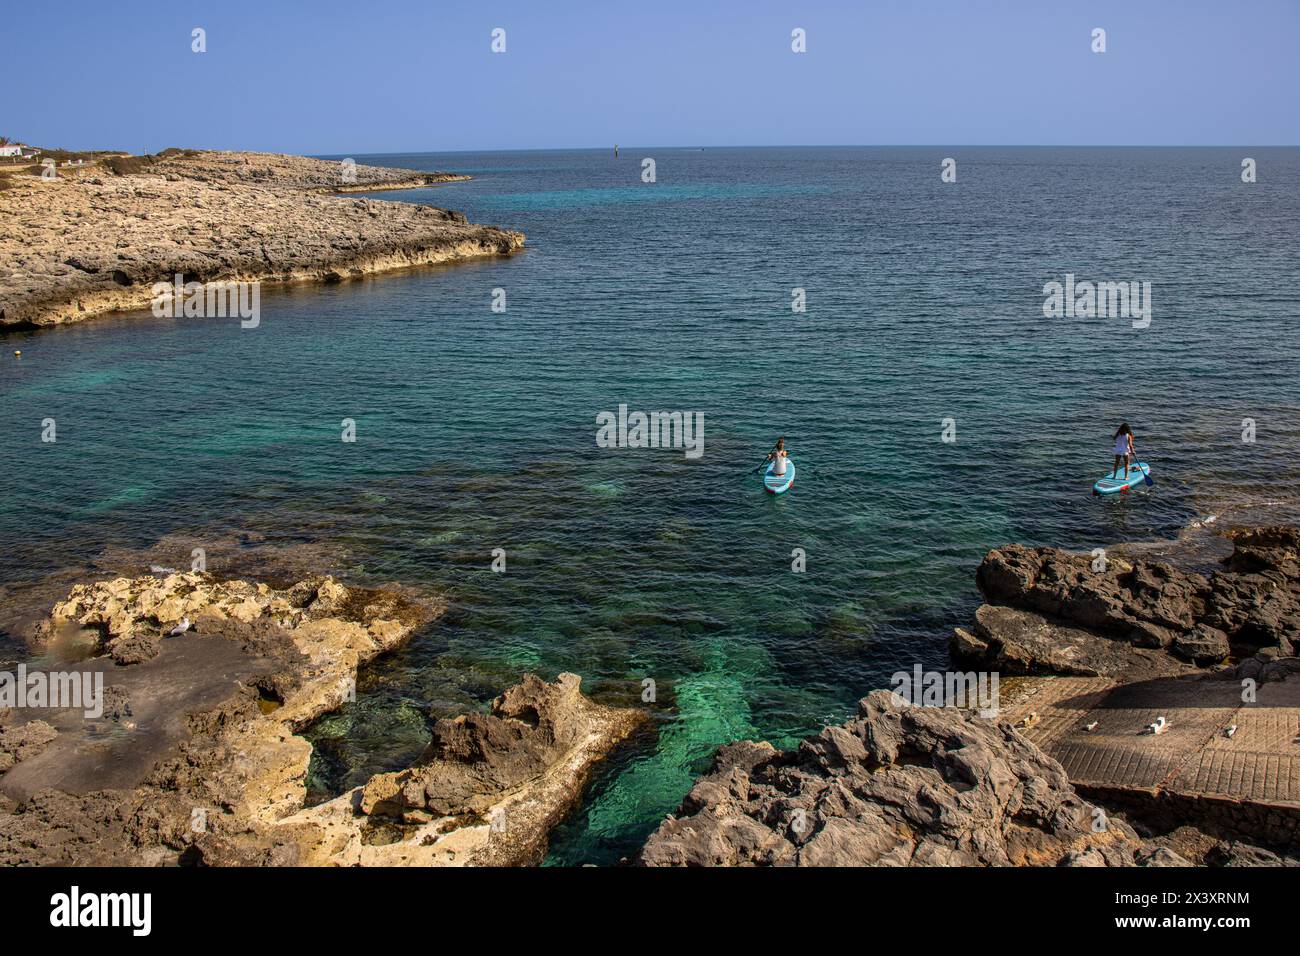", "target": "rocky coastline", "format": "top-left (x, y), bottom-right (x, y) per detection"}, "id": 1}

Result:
top-left (639, 688), bottom-right (1160, 866)
top-left (0, 571), bottom-right (643, 866)
top-left (639, 526), bottom-right (1300, 866)
top-left (0, 149), bottom-right (524, 330)
top-left (4, 526), bottom-right (1297, 866)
